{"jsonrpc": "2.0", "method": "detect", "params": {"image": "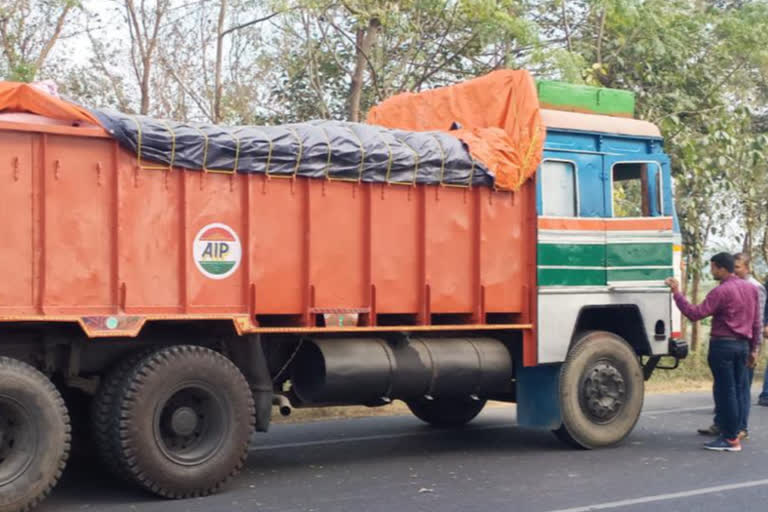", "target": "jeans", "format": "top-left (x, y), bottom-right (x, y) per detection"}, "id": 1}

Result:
top-left (714, 365), bottom-right (753, 431)
top-left (740, 367), bottom-right (754, 431)
top-left (708, 339), bottom-right (748, 440)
